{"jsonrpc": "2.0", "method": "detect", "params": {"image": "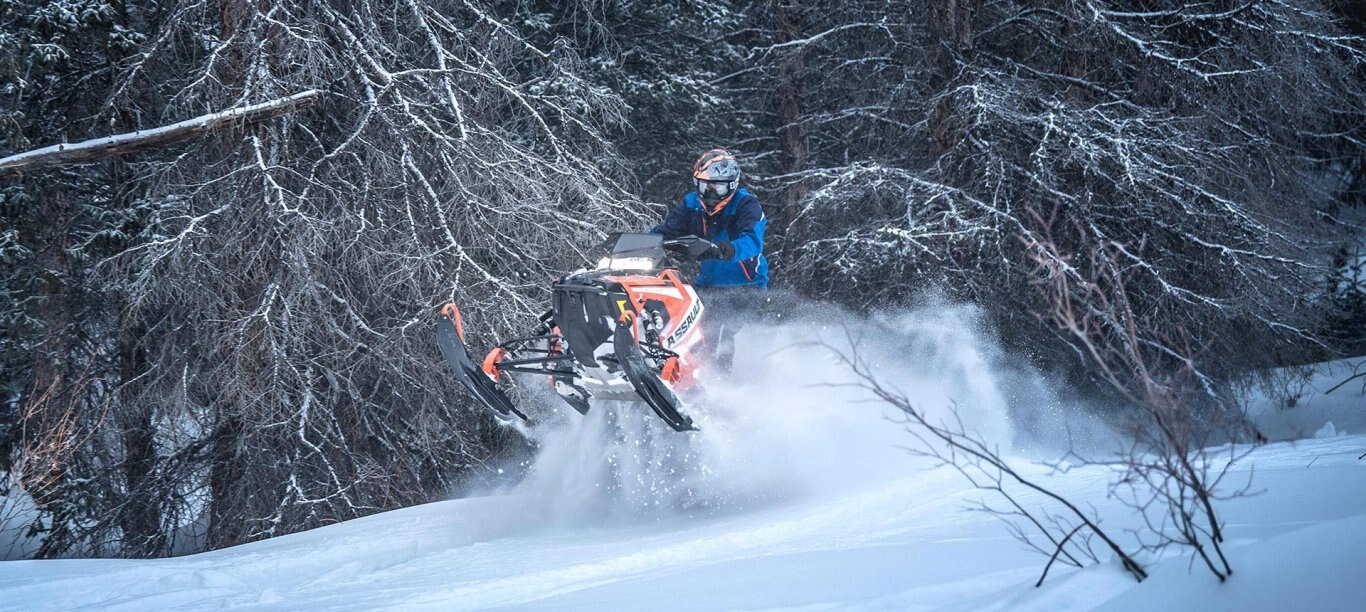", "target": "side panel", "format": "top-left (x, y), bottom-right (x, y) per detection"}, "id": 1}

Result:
top-left (616, 270), bottom-right (706, 389)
